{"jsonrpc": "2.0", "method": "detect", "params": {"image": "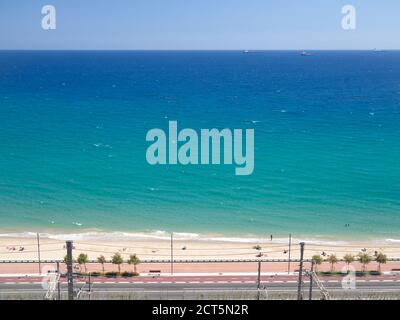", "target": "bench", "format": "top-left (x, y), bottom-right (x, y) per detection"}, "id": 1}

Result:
top-left (148, 270), bottom-right (161, 277)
